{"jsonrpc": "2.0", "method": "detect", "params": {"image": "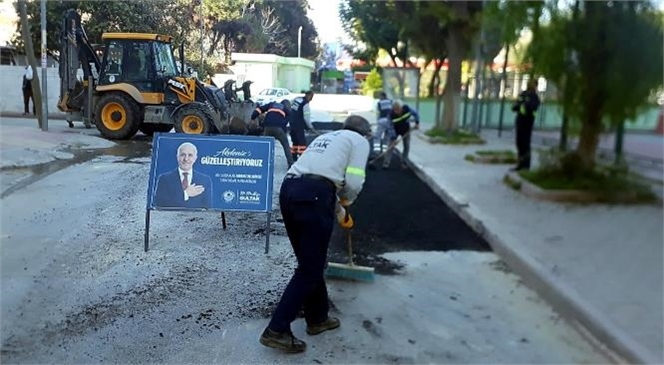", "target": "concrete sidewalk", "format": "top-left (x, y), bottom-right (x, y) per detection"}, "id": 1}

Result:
top-left (406, 131), bottom-right (663, 364)
top-left (0, 117), bottom-right (112, 170)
